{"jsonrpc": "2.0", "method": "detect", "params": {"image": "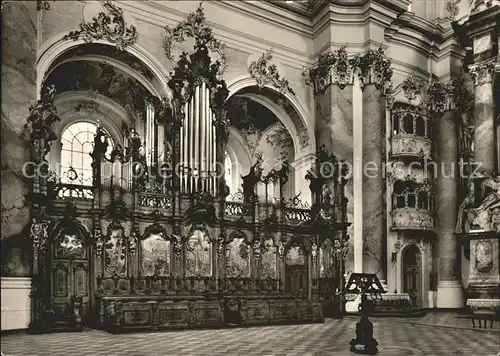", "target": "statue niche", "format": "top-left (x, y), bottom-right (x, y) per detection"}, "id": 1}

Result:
top-left (225, 233), bottom-right (250, 278)
top-left (185, 230), bottom-right (212, 277)
top-left (141, 231), bottom-right (170, 278)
